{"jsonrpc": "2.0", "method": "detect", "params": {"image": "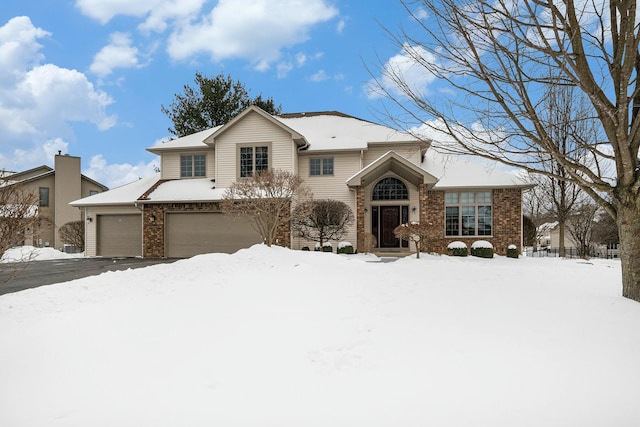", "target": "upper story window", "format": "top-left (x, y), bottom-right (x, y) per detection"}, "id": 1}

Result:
top-left (89, 190), bottom-right (99, 196)
top-left (310, 158), bottom-right (334, 176)
top-left (445, 191), bottom-right (492, 237)
top-left (372, 177), bottom-right (408, 200)
top-left (240, 146), bottom-right (269, 177)
top-left (180, 154), bottom-right (206, 177)
top-left (39, 187), bottom-right (49, 207)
